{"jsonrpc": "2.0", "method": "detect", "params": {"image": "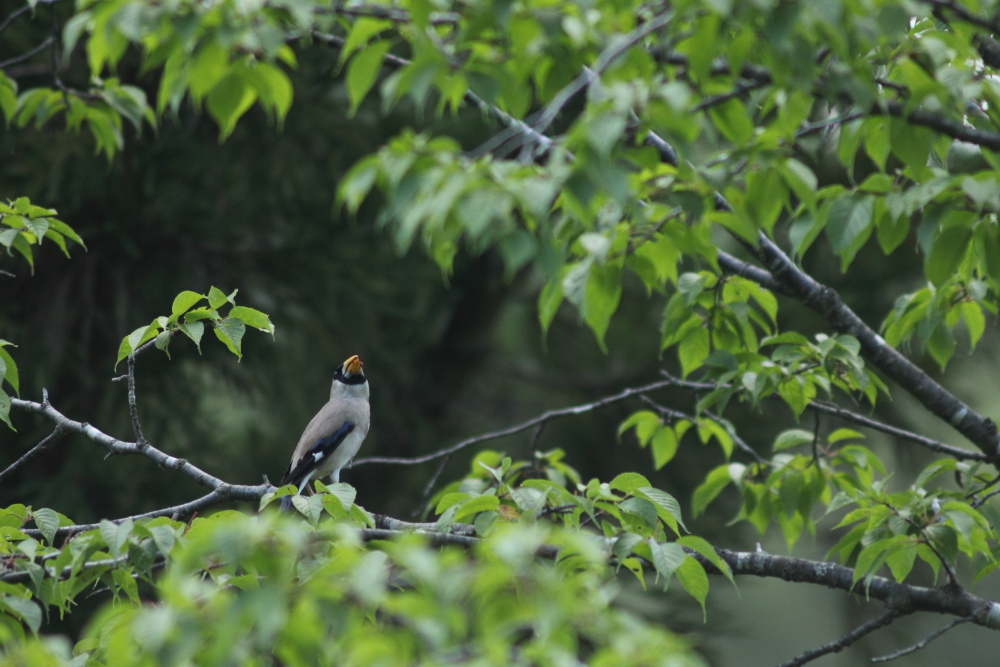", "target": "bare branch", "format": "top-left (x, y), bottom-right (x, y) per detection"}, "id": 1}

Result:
top-left (0, 36), bottom-right (54, 70)
top-left (807, 399), bottom-right (987, 462)
top-left (777, 606), bottom-right (904, 667)
top-left (871, 617), bottom-right (973, 662)
top-left (755, 232), bottom-right (1000, 461)
top-left (0, 425), bottom-right (66, 484)
top-left (10, 395), bottom-right (248, 490)
top-left (126, 354), bottom-right (149, 447)
top-left (0, 3), bottom-right (31, 36)
top-left (354, 379), bottom-right (677, 467)
top-left (703, 546), bottom-right (1000, 630)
